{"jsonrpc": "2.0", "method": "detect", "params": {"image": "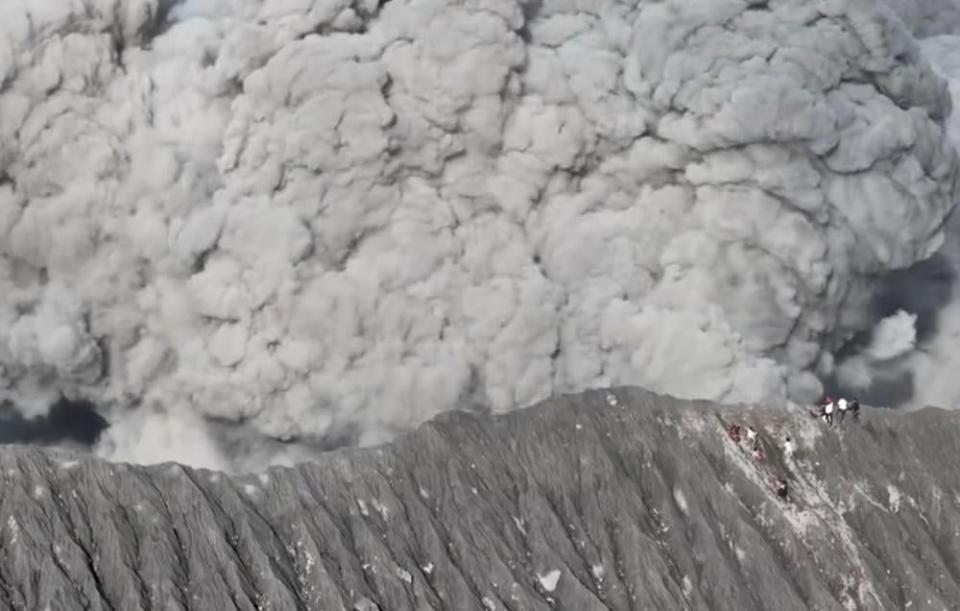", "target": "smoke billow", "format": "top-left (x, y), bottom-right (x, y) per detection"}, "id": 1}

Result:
top-left (1, 0), bottom-right (958, 470)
